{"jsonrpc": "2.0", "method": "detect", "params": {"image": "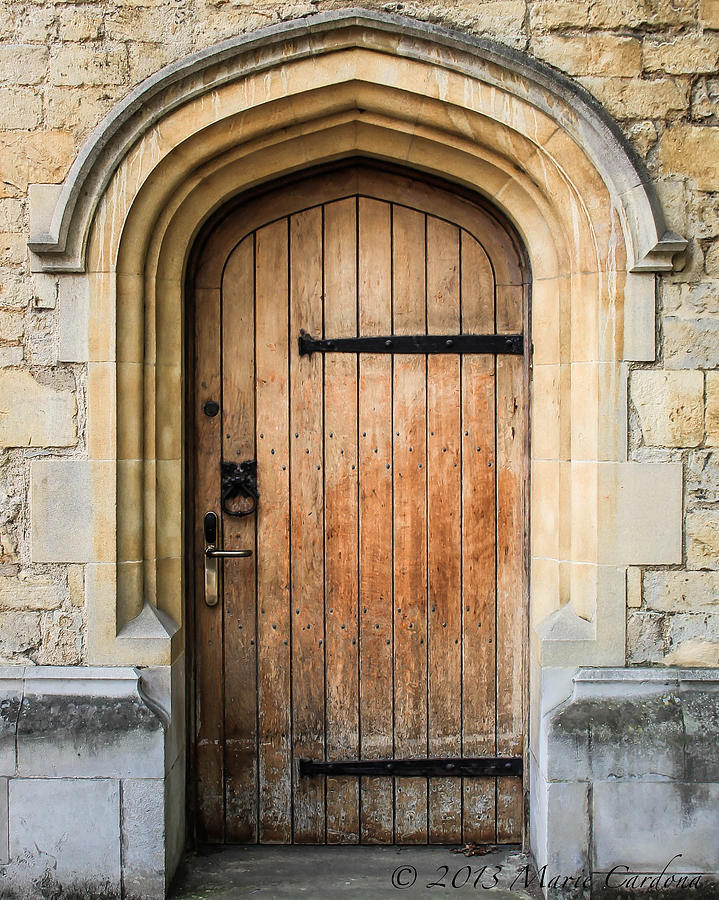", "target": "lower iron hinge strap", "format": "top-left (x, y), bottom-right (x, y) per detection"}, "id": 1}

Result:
top-left (298, 757), bottom-right (522, 778)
